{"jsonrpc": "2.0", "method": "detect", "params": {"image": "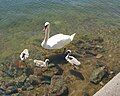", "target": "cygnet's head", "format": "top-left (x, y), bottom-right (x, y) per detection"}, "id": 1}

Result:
top-left (66, 50), bottom-right (72, 54)
top-left (44, 22), bottom-right (50, 26)
top-left (23, 49), bottom-right (28, 53)
top-left (45, 59), bottom-right (50, 63)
